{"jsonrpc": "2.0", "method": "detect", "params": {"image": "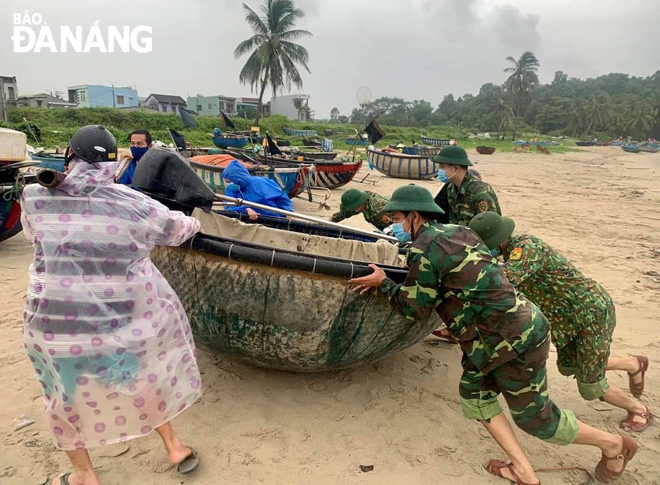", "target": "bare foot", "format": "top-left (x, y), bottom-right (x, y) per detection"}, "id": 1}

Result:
top-left (168, 444), bottom-right (193, 466)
